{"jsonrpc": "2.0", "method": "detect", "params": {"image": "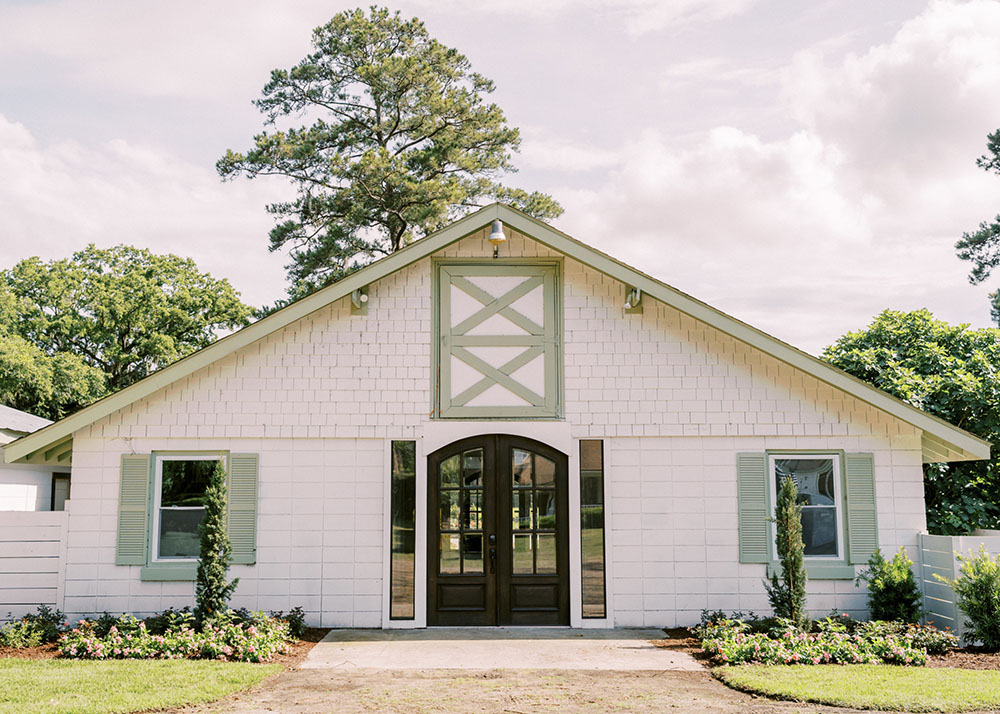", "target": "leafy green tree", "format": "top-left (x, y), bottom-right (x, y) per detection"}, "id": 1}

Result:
top-left (195, 460), bottom-right (238, 624)
top-left (822, 309), bottom-right (1000, 534)
top-left (765, 475), bottom-right (808, 627)
top-left (0, 332), bottom-right (106, 420)
top-left (2, 245), bottom-right (253, 394)
top-left (956, 129), bottom-right (1000, 322)
top-left (218, 6), bottom-right (562, 298)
